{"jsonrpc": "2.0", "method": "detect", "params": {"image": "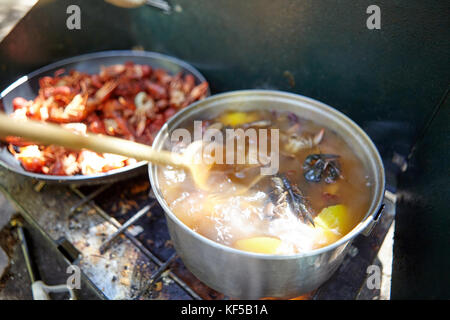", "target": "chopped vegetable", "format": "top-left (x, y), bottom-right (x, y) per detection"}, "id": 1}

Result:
top-left (313, 225), bottom-right (341, 248)
top-left (314, 204), bottom-right (352, 235)
top-left (323, 183), bottom-right (339, 195)
top-left (233, 237), bottom-right (282, 254)
top-left (219, 112), bottom-right (258, 127)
